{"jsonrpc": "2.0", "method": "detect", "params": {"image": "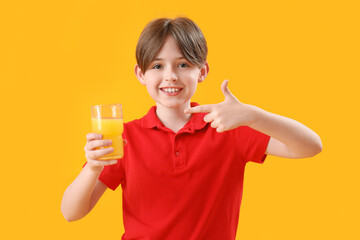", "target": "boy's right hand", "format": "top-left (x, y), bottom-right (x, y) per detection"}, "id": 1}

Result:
top-left (84, 133), bottom-right (118, 171)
